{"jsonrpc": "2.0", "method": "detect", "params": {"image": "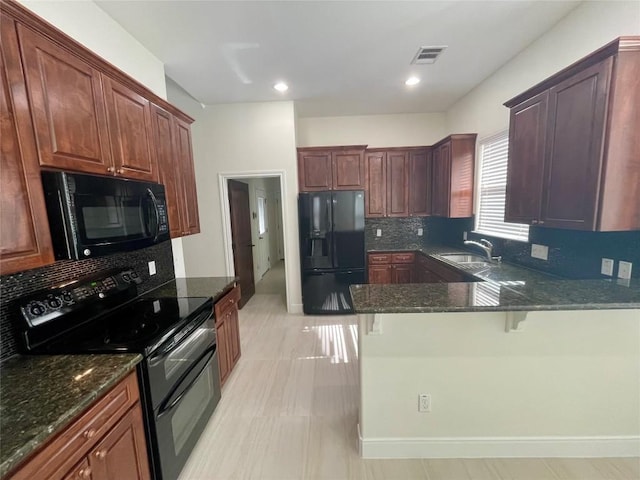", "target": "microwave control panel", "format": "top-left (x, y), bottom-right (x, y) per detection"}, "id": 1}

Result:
top-left (19, 269), bottom-right (142, 327)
